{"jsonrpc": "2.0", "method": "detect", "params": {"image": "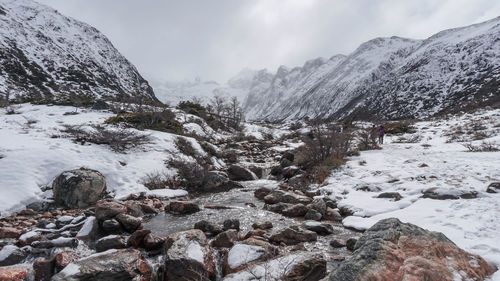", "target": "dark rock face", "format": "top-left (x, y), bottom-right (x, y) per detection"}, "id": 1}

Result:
top-left (328, 218), bottom-right (495, 281)
top-left (101, 219), bottom-right (122, 234)
top-left (115, 213), bottom-right (142, 233)
top-left (51, 249), bottom-right (151, 281)
top-left (33, 258), bottom-right (54, 281)
top-left (223, 219), bottom-right (240, 231)
top-left (302, 222), bottom-right (335, 235)
top-left (252, 221), bottom-right (273, 230)
top-left (227, 165), bottom-right (256, 181)
top-left (211, 230), bottom-right (239, 248)
top-left (270, 225), bottom-right (317, 245)
top-left (52, 168), bottom-right (106, 208)
top-left (95, 235), bottom-right (126, 252)
top-left (127, 229), bottom-right (151, 248)
top-left (486, 182), bottom-right (500, 193)
top-left (377, 192), bottom-right (402, 201)
top-left (95, 200), bottom-right (127, 221)
top-left (201, 171), bottom-right (244, 193)
top-left (194, 220), bottom-right (223, 236)
top-left (164, 229), bottom-right (215, 281)
top-left (166, 201), bottom-right (200, 215)
top-left (0, 246), bottom-right (27, 266)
